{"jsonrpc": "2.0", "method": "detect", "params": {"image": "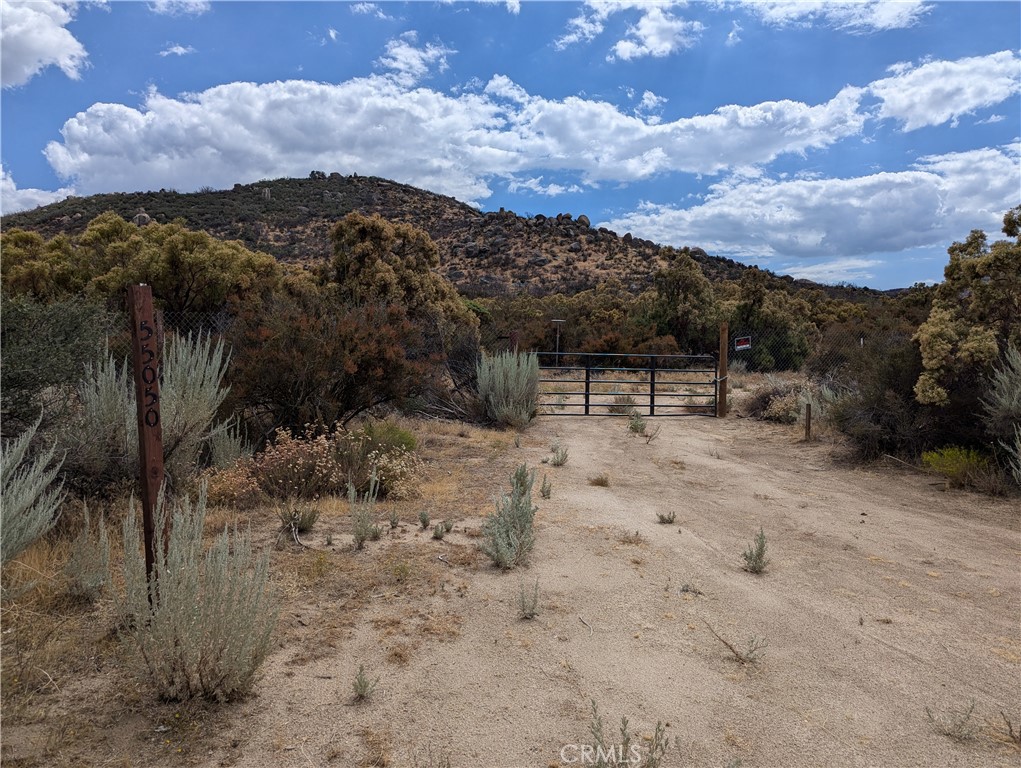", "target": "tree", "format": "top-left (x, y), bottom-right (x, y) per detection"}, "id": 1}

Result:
top-left (729, 268), bottom-right (813, 371)
top-left (1, 212), bottom-right (282, 314)
top-left (225, 277), bottom-right (435, 439)
top-left (914, 207), bottom-right (1021, 407)
top-left (328, 212), bottom-right (479, 386)
top-left (649, 247), bottom-right (720, 354)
